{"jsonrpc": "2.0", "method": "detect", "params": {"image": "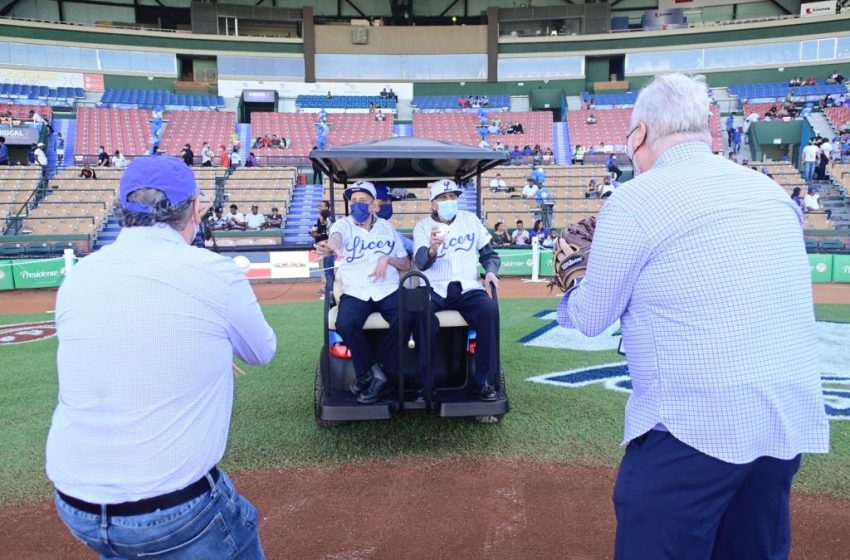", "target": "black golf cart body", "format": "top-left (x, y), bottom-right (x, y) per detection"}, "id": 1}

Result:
top-left (309, 137), bottom-right (510, 425)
